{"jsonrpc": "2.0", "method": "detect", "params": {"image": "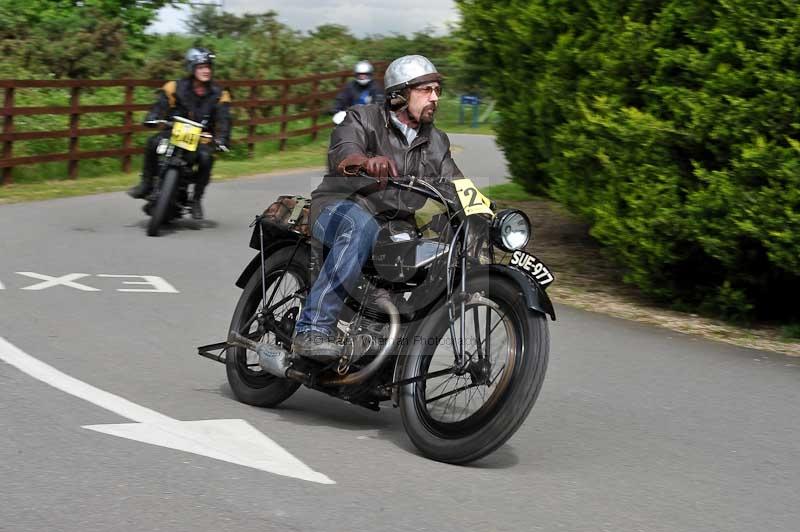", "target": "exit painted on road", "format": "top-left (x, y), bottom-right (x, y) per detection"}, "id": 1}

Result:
top-left (0, 272), bottom-right (178, 293)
